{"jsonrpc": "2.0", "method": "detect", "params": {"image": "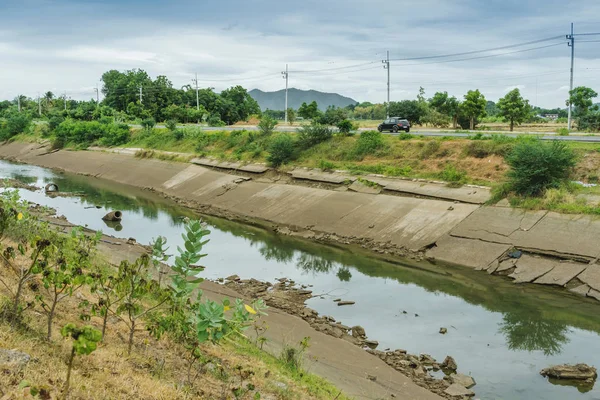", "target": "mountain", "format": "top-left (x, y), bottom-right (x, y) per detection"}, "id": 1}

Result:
top-left (249, 88), bottom-right (358, 111)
